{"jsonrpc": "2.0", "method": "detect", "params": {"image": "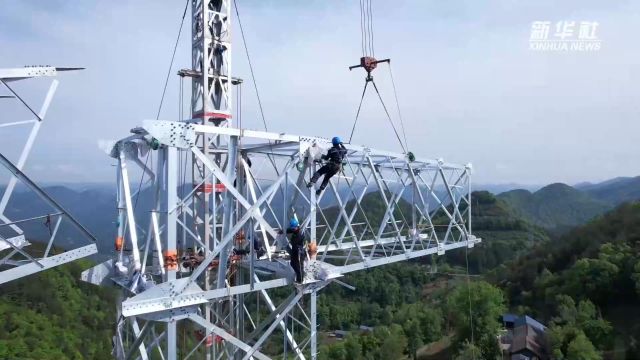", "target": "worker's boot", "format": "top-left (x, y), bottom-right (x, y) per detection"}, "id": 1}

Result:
top-left (306, 181), bottom-right (314, 189)
top-left (315, 188), bottom-right (323, 196)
